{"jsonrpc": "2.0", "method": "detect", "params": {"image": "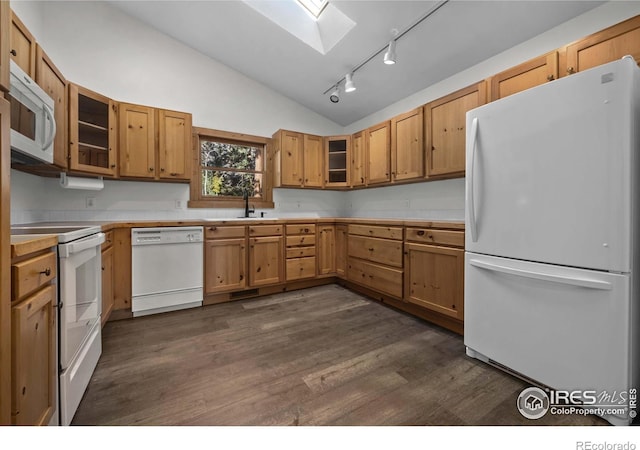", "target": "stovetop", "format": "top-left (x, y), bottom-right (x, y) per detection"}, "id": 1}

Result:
top-left (11, 225), bottom-right (102, 243)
